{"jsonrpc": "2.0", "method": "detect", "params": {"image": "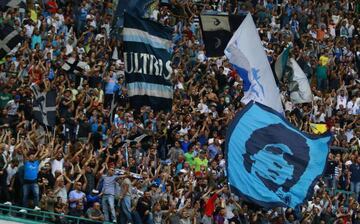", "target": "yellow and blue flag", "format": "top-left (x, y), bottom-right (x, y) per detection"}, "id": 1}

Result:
top-left (226, 102), bottom-right (331, 208)
top-left (30, 9), bottom-right (38, 22)
top-left (310, 123), bottom-right (328, 134)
